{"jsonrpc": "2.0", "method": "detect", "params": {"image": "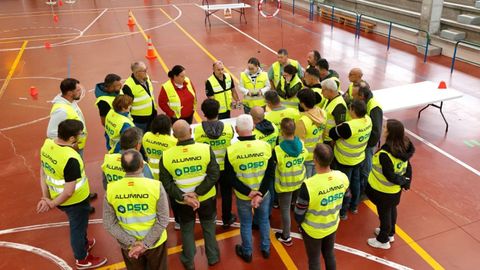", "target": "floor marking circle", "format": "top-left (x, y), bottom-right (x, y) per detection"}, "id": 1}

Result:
top-left (0, 241), bottom-right (72, 270)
